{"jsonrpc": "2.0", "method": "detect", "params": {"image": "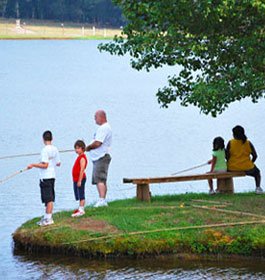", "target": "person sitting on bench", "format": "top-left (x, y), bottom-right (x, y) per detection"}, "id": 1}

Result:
top-left (226, 125), bottom-right (263, 194)
top-left (207, 137), bottom-right (227, 194)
